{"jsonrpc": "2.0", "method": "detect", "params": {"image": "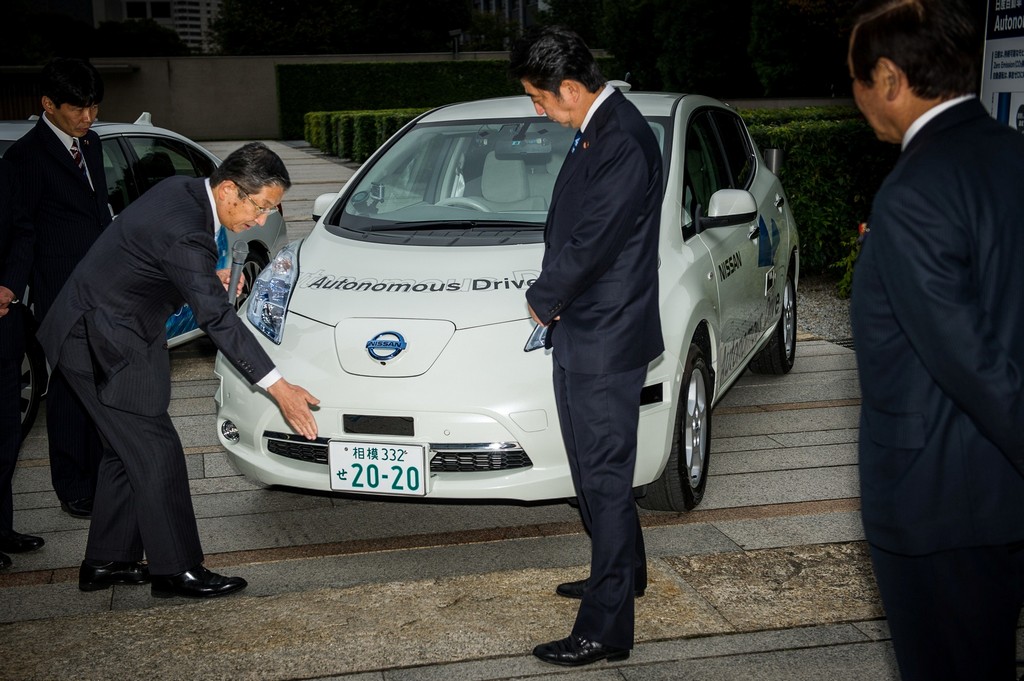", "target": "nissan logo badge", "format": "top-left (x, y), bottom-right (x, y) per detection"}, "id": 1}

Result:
top-left (366, 331), bottom-right (407, 362)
